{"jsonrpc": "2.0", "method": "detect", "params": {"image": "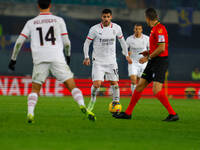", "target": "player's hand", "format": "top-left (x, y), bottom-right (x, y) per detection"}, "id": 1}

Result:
top-left (126, 56), bottom-right (132, 64)
top-left (8, 59), bottom-right (16, 71)
top-left (66, 56), bottom-right (70, 65)
top-left (83, 58), bottom-right (90, 66)
top-left (128, 51), bottom-right (132, 56)
top-left (139, 57), bottom-right (148, 64)
top-left (139, 50), bottom-right (149, 57)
